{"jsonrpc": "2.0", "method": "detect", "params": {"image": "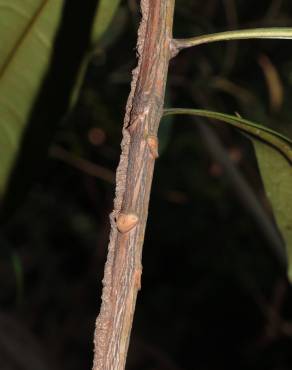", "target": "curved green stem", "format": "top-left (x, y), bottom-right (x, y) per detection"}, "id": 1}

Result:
top-left (163, 108), bottom-right (292, 164)
top-left (172, 28), bottom-right (292, 51)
